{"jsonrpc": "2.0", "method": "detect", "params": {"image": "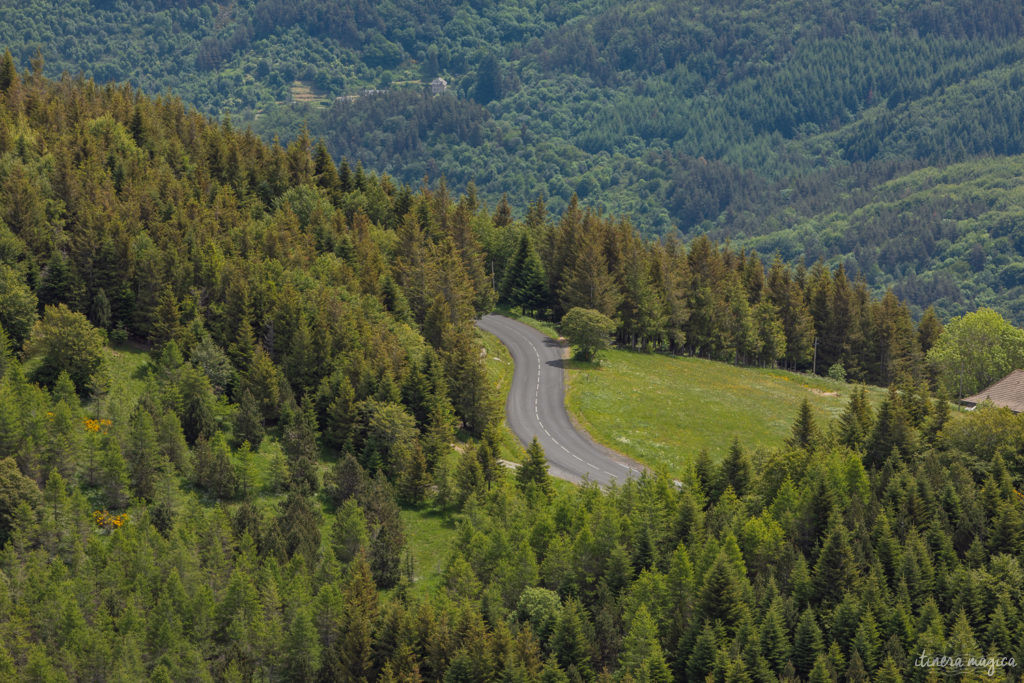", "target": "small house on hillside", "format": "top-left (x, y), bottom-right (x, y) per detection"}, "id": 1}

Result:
top-left (430, 77), bottom-right (448, 95)
top-left (961, 369), bottom-right (1024, 413)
